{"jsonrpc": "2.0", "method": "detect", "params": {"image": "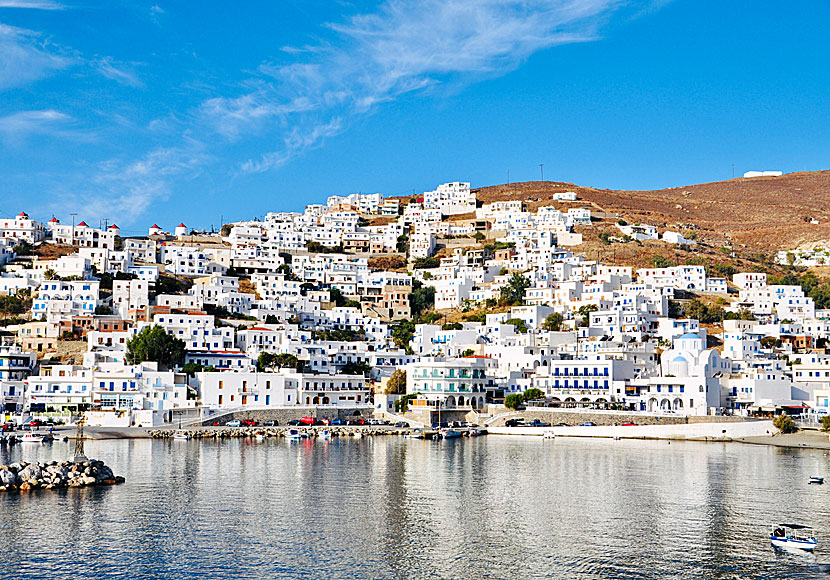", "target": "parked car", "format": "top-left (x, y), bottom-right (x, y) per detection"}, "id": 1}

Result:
top-left (287, 419), bottom-right (303, 426)
top-left (555, 422), bottom-right (569, 427)
top-left (527, 419), bottom-right (551, 427)
top-left (621, 422), bottom-right (637, 426)
top-left (299, 416), bottom-right (316, 425)
top-left (263, 420), bottom-right (279, 427)
top-left (225, 419), bottom-right (241, 427)
top-left (394, 421), bottom-right (408, 428)
top-left (329, 418), bottom-right (343, 425)
top-left (27, 419), bottom-right (43, 427)
top-left (580, 422), bottom-right (596, 427)
top-left (505, 418), bottom-right (525, 427)
top-left (345, 418), bottom-right (365, 425)
top-left (240, 419), bottom-right (258, 427)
